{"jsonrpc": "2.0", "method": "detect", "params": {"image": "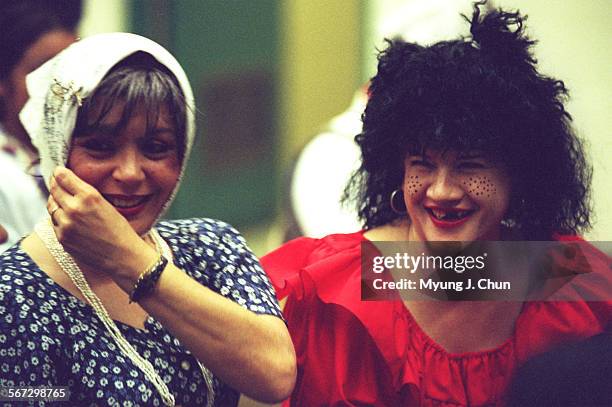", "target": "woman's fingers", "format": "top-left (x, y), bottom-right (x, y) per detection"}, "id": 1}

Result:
top-left (47, 195), bottom-right (65, 227)
top-left (53, 167), bottom-right (94, 196)
top-left (50, 167), bottom-right (101, 212)
top-left (47, 195), bottom-right (59, 216)
top-left (49, 173), bottom-right (72, 209)
top-left (47, 194), bottom-right (57, 213)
